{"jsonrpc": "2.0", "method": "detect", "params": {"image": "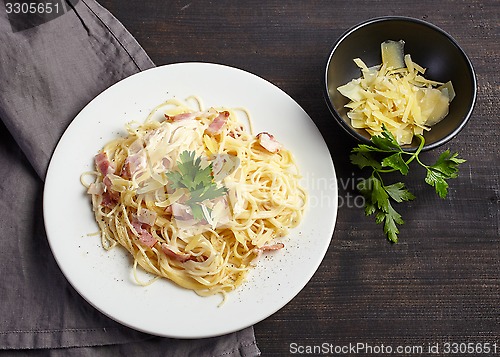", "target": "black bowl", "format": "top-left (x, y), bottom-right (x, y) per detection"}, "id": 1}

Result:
top-left (324, 16), bottom-right (477, 151)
